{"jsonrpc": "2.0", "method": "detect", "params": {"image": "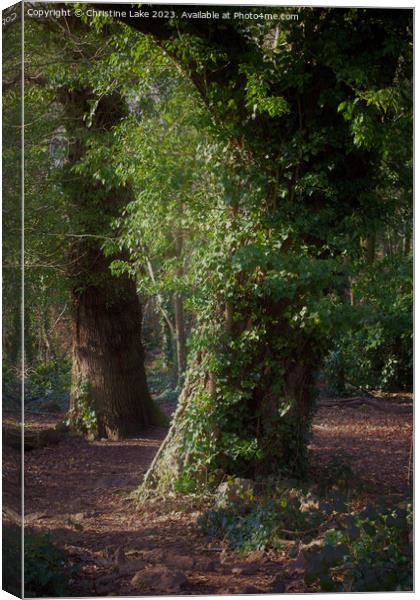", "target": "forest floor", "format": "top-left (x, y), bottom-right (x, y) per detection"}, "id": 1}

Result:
top-left (3, 392), bottom-right (413, 596)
